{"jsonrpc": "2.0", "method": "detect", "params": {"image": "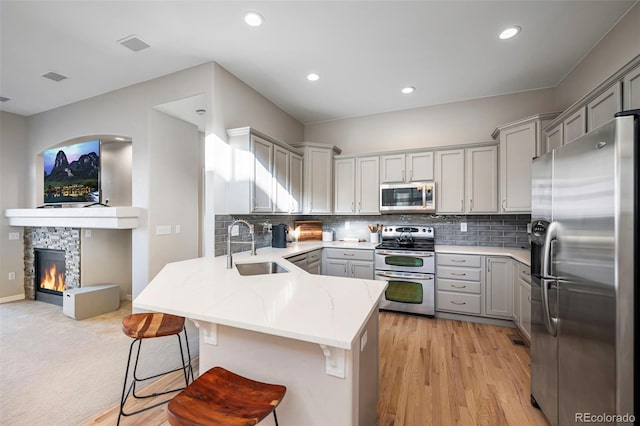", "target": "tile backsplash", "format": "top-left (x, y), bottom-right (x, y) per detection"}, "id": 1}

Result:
top-left (214, 214), bottom-right (530, 256)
